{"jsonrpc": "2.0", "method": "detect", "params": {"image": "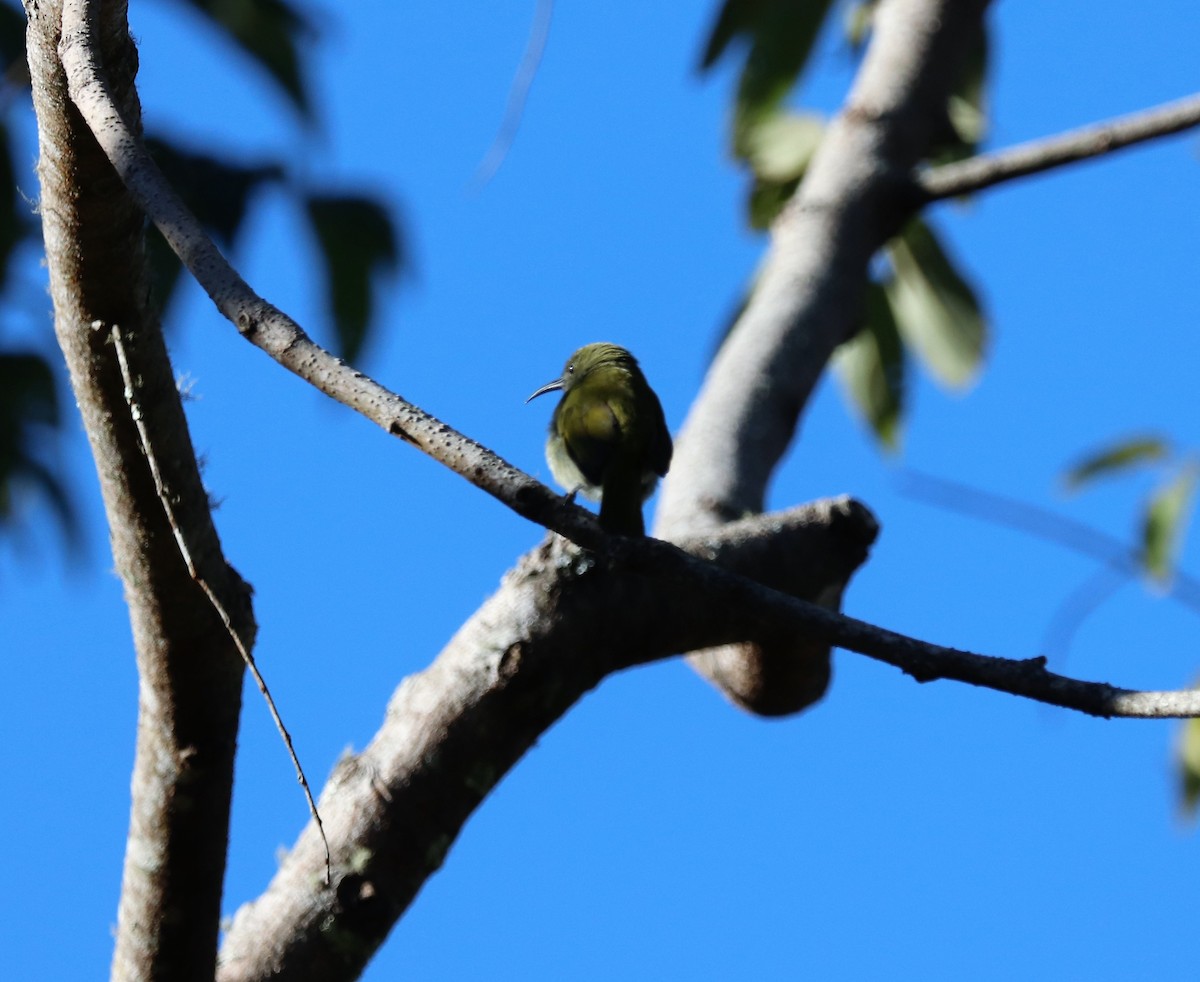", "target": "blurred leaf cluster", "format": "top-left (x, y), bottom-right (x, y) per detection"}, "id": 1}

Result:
top-left (1064, 436), bottom-right (1197, 588)
top-left (699, 0), bottom-right (990, 451)
top-left (0, 0), bottom-right (407, 549)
